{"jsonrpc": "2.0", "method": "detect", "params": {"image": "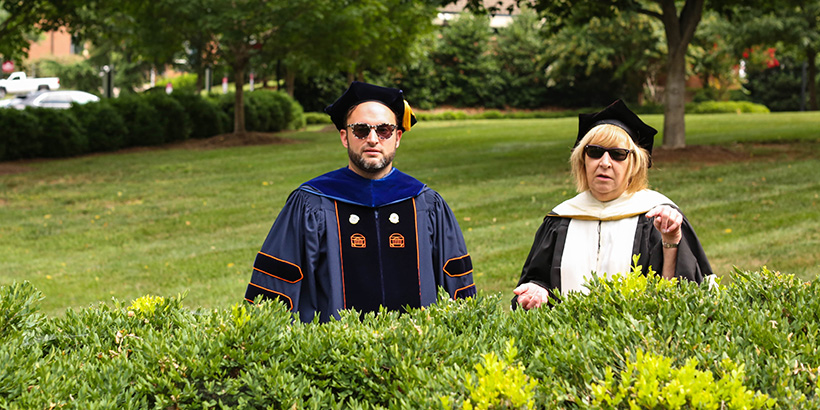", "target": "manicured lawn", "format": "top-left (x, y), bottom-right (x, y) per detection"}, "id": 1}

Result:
top-left (1, 111), bottom-right (818, 316)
